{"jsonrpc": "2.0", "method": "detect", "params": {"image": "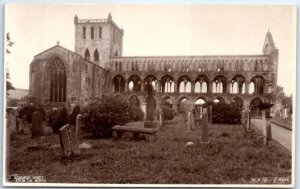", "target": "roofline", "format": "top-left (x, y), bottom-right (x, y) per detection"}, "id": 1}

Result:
top-left (33, 44), bottom-right (105, 70)
top-left (111, 54), bottom-right (270, 60)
